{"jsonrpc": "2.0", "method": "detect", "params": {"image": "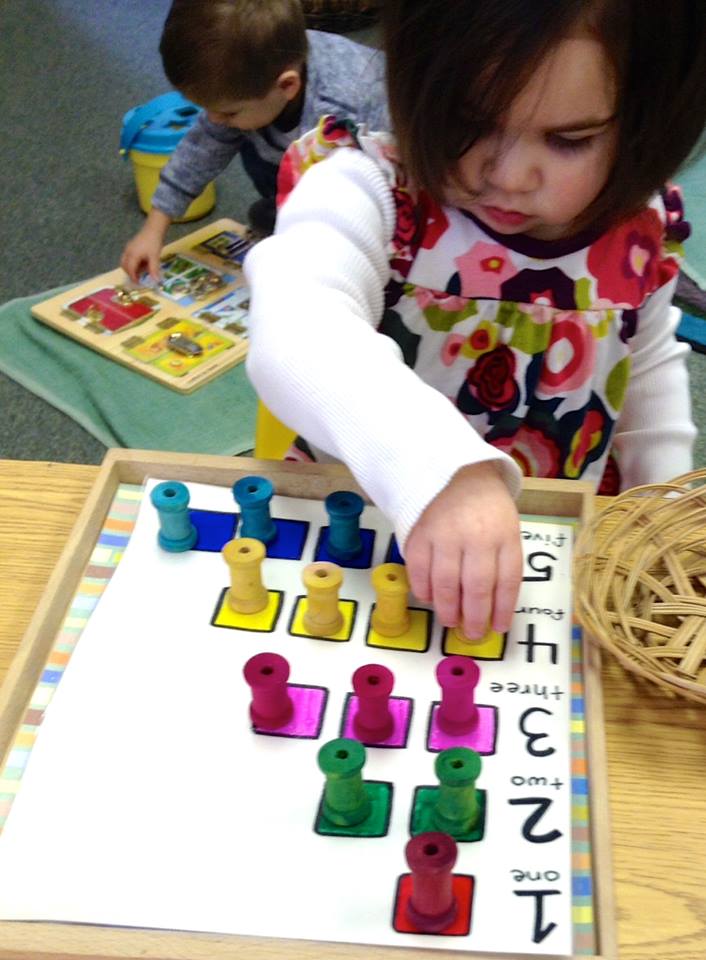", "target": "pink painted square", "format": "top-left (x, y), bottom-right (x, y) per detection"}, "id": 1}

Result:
top-left (252, 684), bottom-right (328, 740)
top-left (340, 694), bottom-right (413, 748)
top-left (426, 702), bottom-right (498, 755)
